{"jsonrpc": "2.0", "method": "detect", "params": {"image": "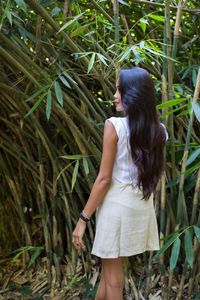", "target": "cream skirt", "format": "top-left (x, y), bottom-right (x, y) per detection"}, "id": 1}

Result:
top-left (91, 181), bottom-right (160, 258)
